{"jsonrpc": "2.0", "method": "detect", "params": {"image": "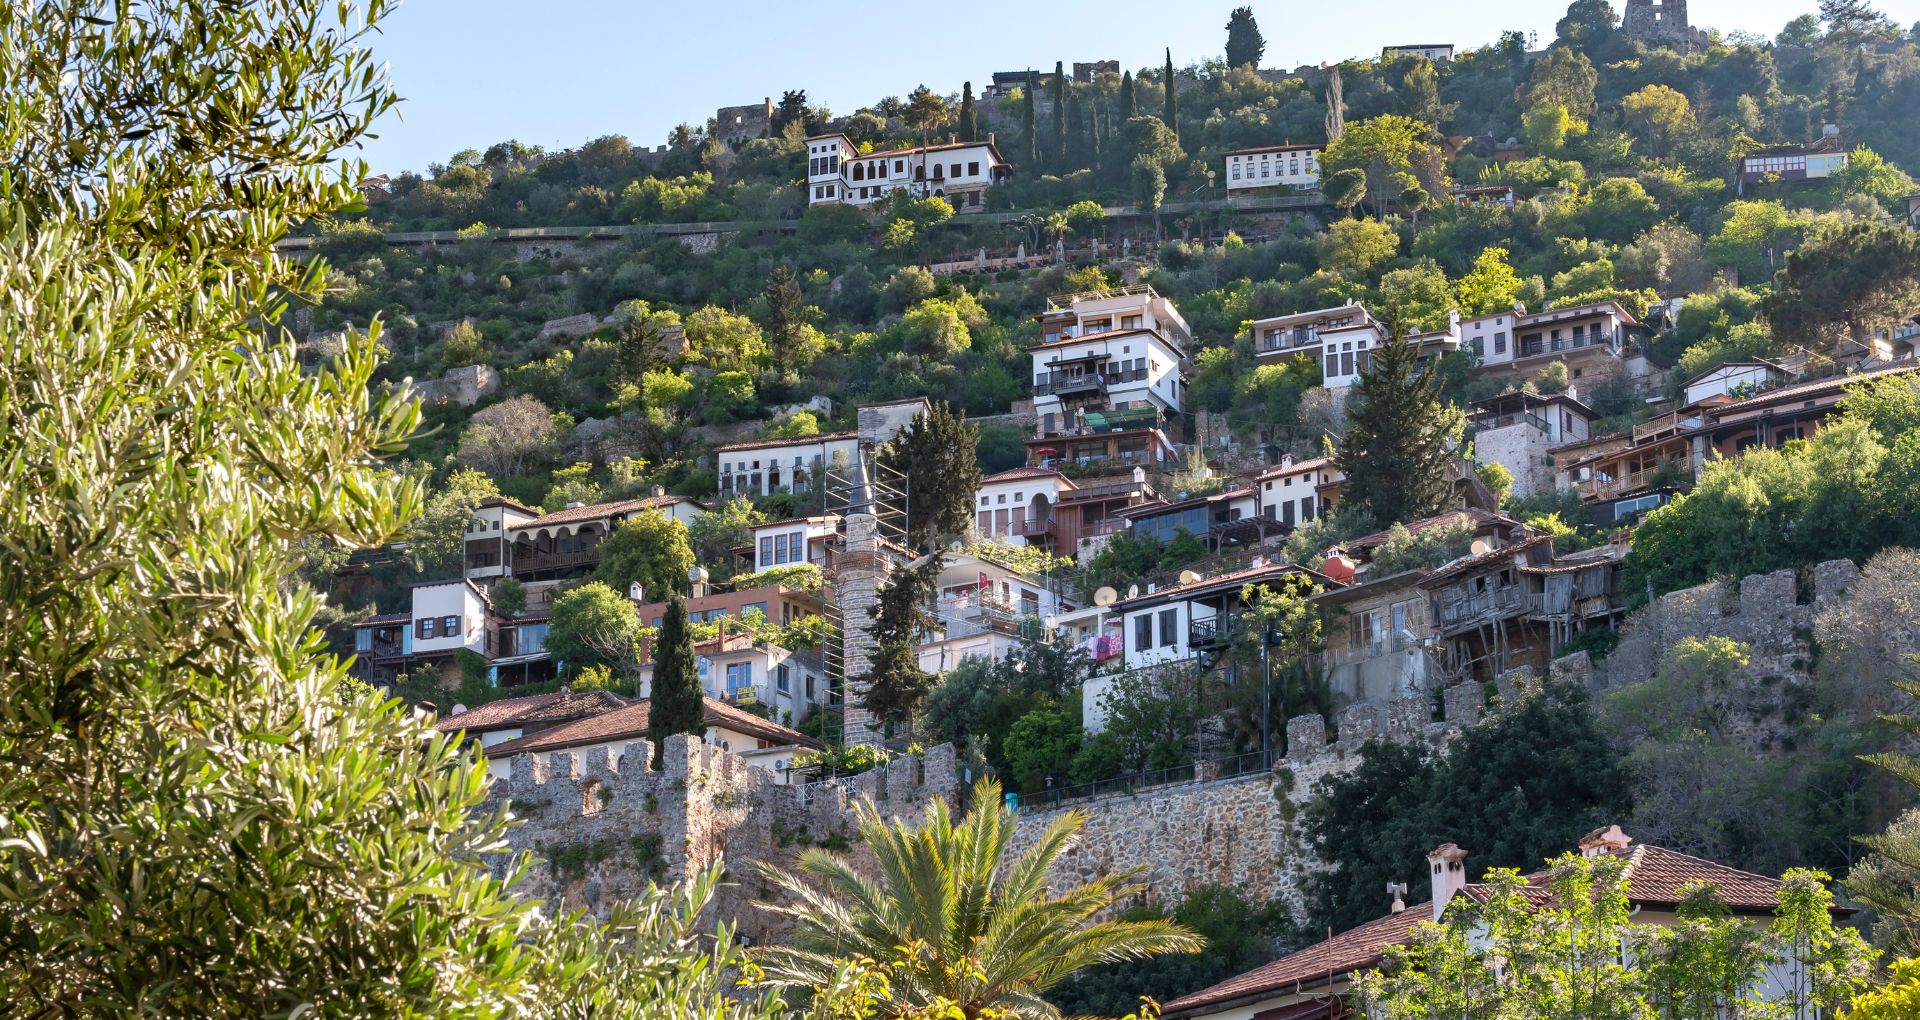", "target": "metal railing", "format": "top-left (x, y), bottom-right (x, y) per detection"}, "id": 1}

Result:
top-left (510, 548), bottom-right (601, 573)
top-left (1032, 372), bottom-right (1107, 397)
top-left (1014, 748), bottom-right (1283, 811)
